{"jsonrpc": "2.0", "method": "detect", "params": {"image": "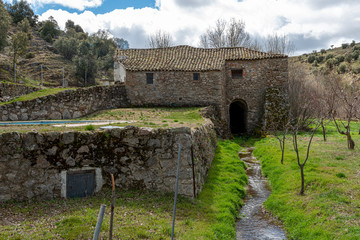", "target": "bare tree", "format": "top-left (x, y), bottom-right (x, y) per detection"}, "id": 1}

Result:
top-left (288, 63), bottom-right (323, 195)
top-left (226, 18), bottom-right (251, 47)
top-left (264, 33), bottom-right (295, 55)
top-left (248, 38), bottom-right (263, 52)
top-left (327, 74), bottom-right (360, 149)
top-left (199, 18), bottom-right (251, 48)
top-left (148, 30), bottom-right (173, 48)
top-left (292, 120), bottom-right (321, 195)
